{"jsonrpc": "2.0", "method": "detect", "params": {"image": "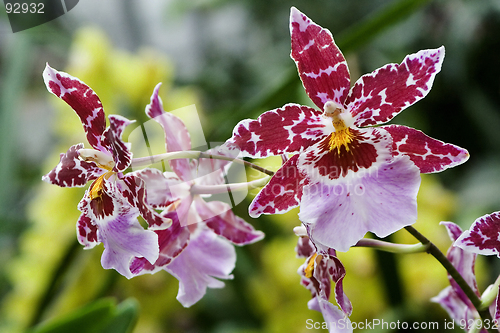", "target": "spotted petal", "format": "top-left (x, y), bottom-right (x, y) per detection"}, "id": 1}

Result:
top-left (76, 213), bottom-right (98, 249)
top-left (146, 83), bottom-right (193, 180)
top-left (455, 211), bottom-right (500, 258)
top-left (120, 174), bottom-right (172, 229)
top-left (131, 168), bottom-right (184, 208)
top-left (347, 47), bottom-right (445, 127)
top-left (101, 115), bottom-right (134, 172)
top-left (43, 64), bottom-right (106, 150)
top-left (42, 143), bottom-right (105, 187)
top-left (194, 198), bottom-right (264, 245)
top-left (290, 7), bottom-right (350, 110)
top-left (165, 225), bottom-right (236, 307)
top-left (299, 155), bottom-right (420, 252)
top-left (130, 212), bottom-right (191, 276)
top-left (227, 104), bottom-right (329, 158)
top-left (249, 155), bottom-right (309, 217)
top-left (384, 125), bottom-right (469, 173)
